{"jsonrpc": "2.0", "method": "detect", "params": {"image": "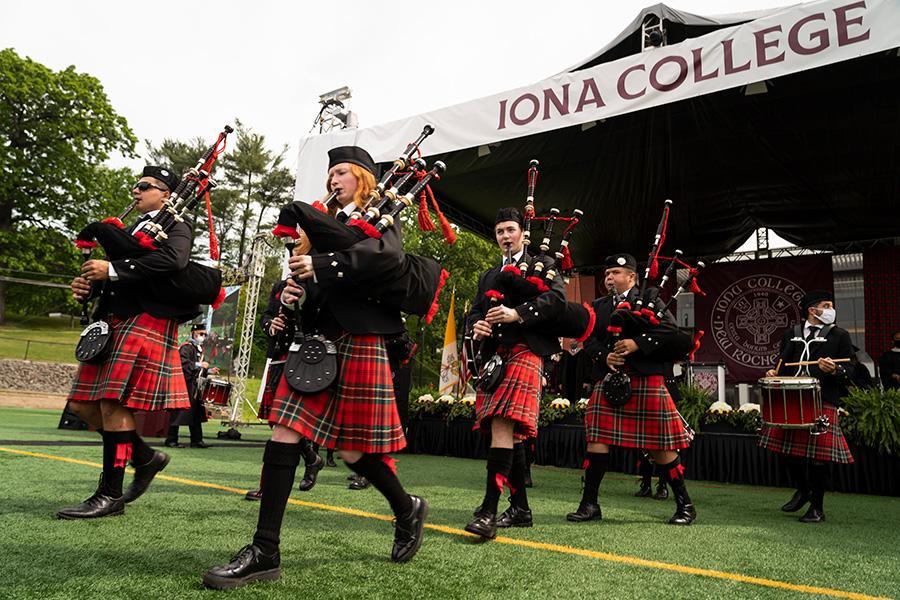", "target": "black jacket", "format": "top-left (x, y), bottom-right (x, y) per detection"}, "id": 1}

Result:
top-left (465, 255), bottom-right (567, 357)
top-left (582, 287), bottom-right (691, 382)
top-left (260, 280), bottom-right (295, 359)
top-left (179, 340), bottom-right (204, 398)
top-left (772, 322), bottom-right (853, 405)
top-left (93, 219), bottom-right (198, 322)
